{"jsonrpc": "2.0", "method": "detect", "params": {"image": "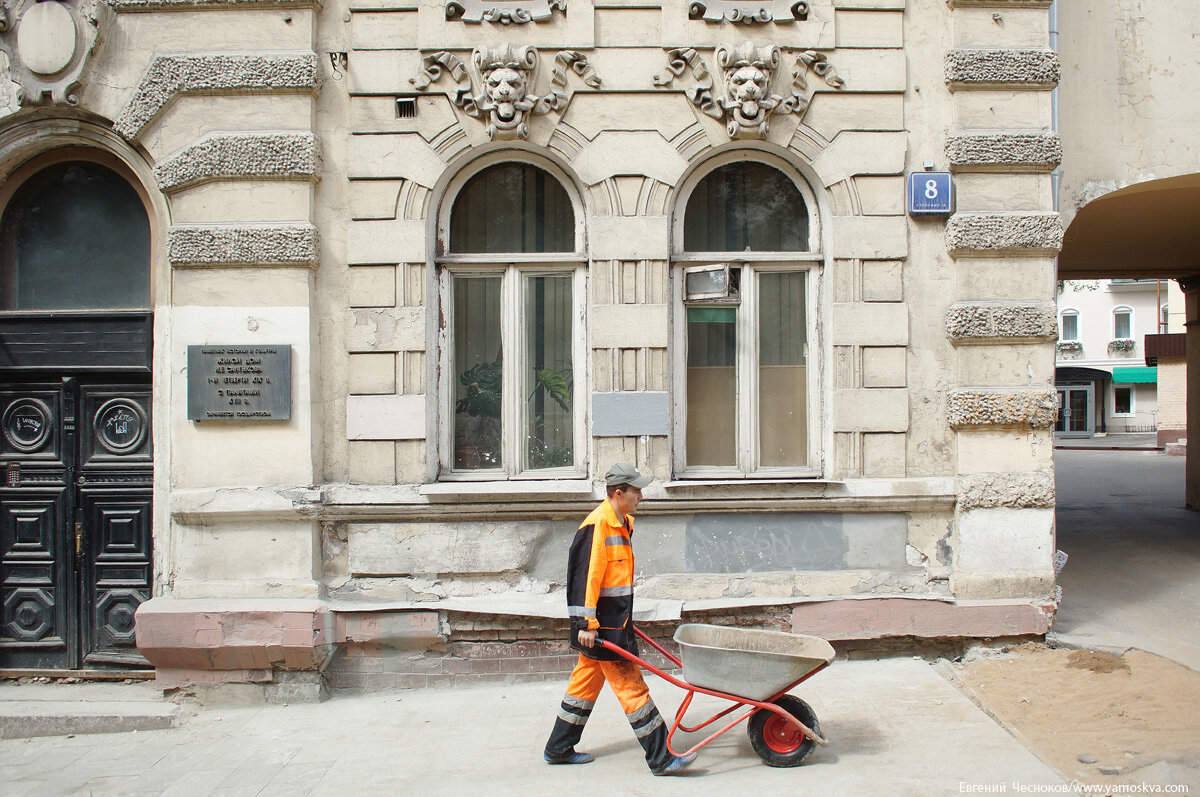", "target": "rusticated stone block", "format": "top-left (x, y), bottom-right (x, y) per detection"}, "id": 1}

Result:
top-left (947, 388), bottom-right (1057, 429)
top-left (945, 212), bottom-right (1063, 256)
top-left (167, 224), bottom-right (319, 267)
top-left (945, 49), bottom-right (1060, 89)
top-left (945, 301), bottom-right (1057, 343)
top-left (958, 472), bottom-right (1055, 510)
top-left (155, 133), bottom-right (320, 192)
top-left (945, 131), bottom-right (1061, 172)
top-left (114, 53), bottom-right (319, 141)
